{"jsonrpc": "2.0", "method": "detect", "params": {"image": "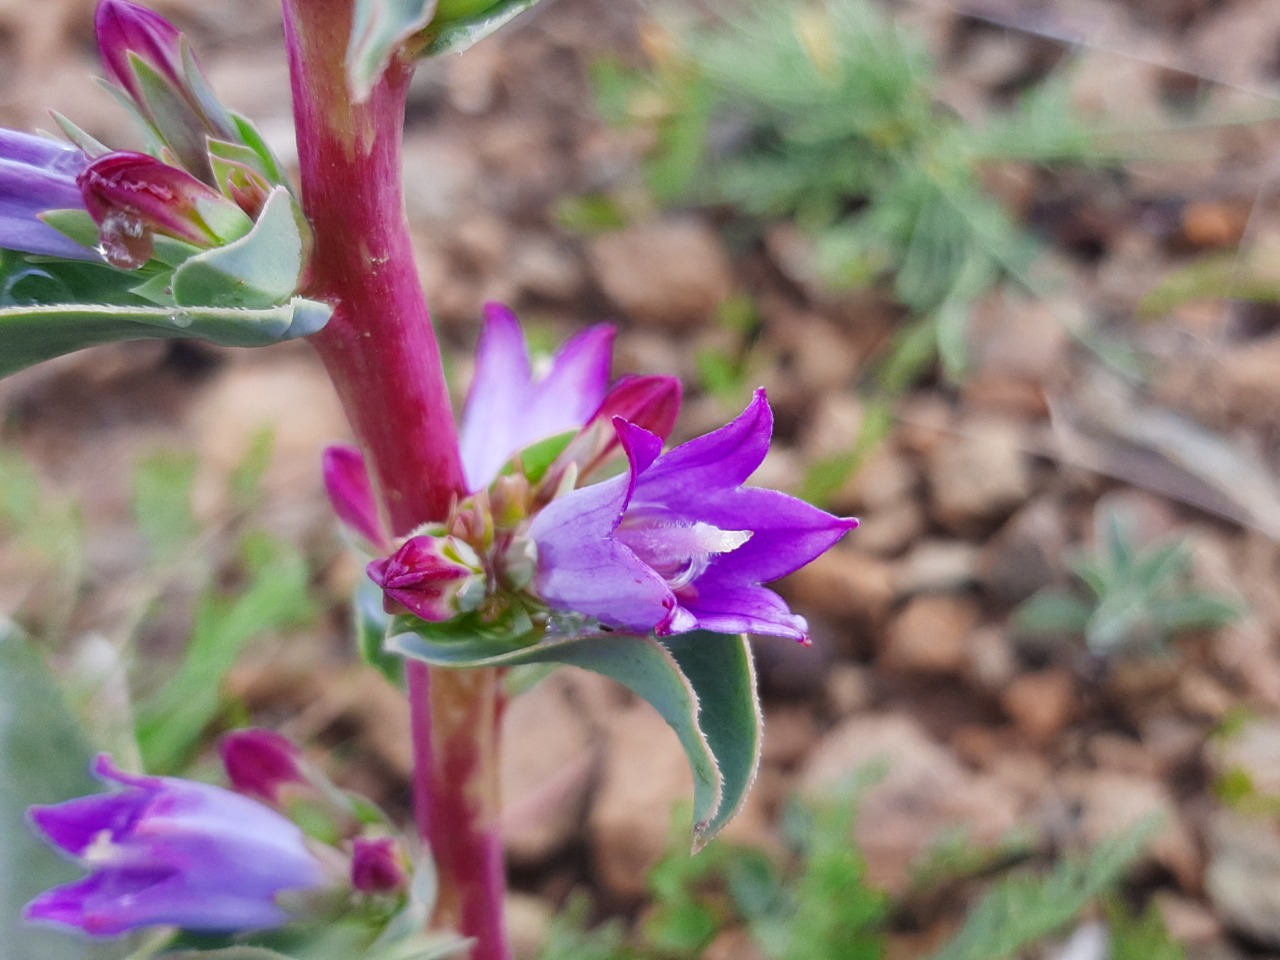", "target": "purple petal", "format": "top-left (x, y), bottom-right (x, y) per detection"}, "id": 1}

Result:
top-left (678, 580), bottom-right (810, 643)
top-left (322, 444), bottom-right (386, 548)
top-left (634, 390), bottom-right (773, 503)
top-left (29, 792), bottom-right (151, 857)
top-left (0, 130), bottom-right (87, 174)
top-left (0, 215), bottom-right (95, 259)
top-left (219, 729), bottom-right (306, 805)
top-left (460, 303), bottom-right (534, 491)
top-left (95, 0), bottom-right (185, 100)
top-left (531, 425), bottom-right (673, 632)
top-left (686, 487), bottom-right (858, 584)
top-left (526, 323), bottom-right (615, 438)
